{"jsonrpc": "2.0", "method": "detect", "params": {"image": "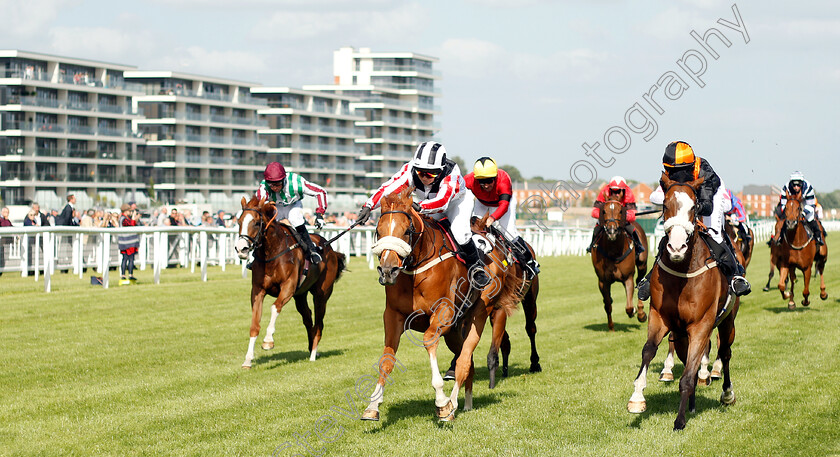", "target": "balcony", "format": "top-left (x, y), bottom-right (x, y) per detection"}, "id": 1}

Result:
top-left (4, 122), bottom-right (139, 139)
